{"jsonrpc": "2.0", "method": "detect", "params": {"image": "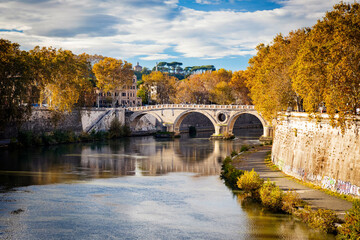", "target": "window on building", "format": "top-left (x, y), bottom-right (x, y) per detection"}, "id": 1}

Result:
top-left (122, 92), bottom-right (126, 97)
